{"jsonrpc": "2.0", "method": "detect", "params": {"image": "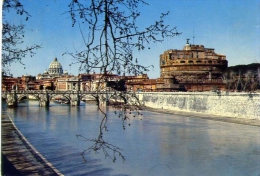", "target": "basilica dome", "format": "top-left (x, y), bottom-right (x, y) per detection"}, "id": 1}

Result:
top-left (48, 58), bottom-right (63, 75)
